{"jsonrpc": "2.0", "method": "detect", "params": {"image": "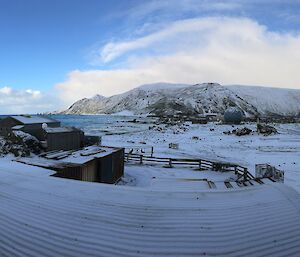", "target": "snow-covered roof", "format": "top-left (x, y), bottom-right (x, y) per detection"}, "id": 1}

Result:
top-left (12, 125), bottom-right (24, 130)
top-left (1, 158), bottom-right (300, 256)
top-left (44, 126), bottom-right (81, 133)
top-left (10, 115), bottom-right (59, 124)
top-left (18, 146), bottom-right (121, 166)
